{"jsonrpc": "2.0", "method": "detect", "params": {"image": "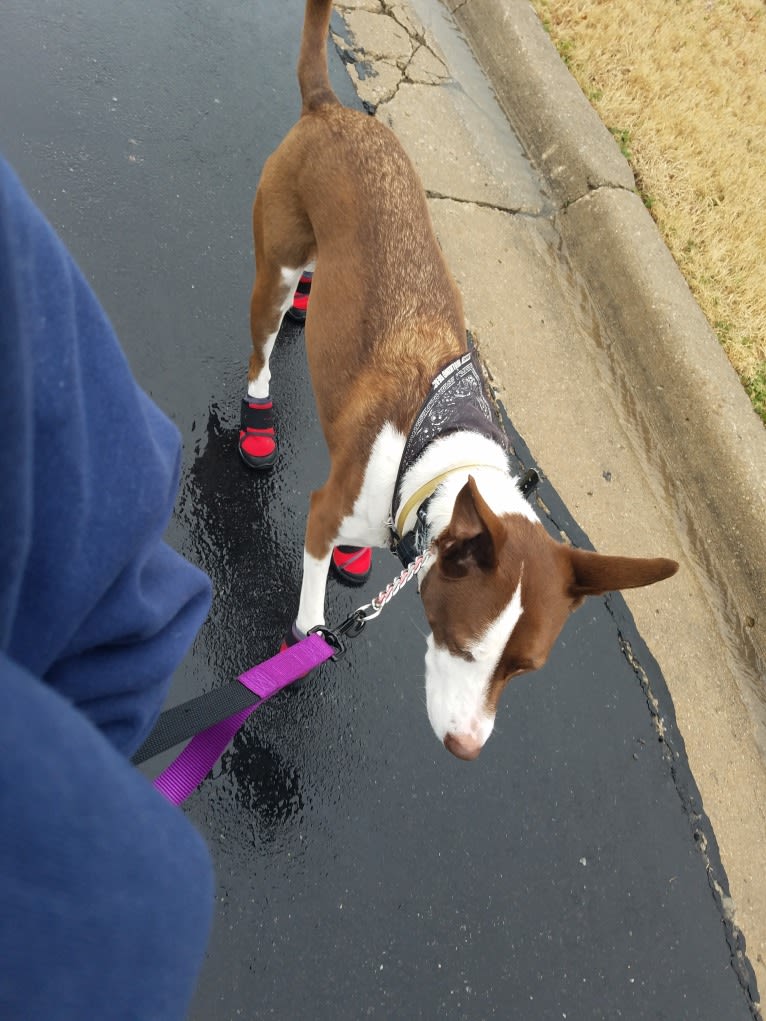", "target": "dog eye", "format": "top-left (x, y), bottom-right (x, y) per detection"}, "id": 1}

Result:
top-left (446, 640), bottom-right (474, 662)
